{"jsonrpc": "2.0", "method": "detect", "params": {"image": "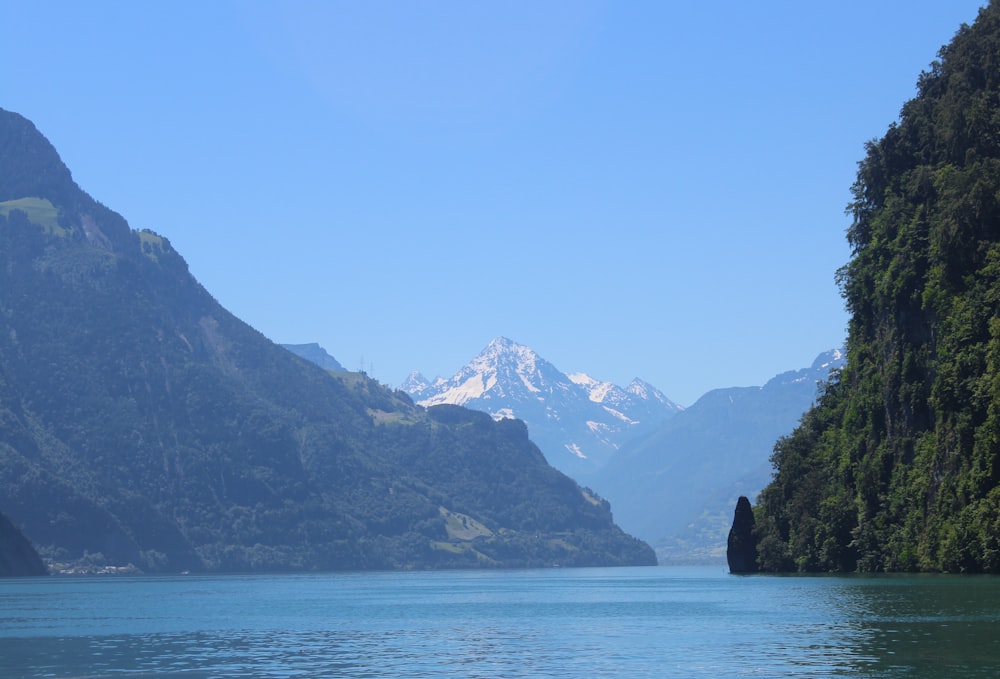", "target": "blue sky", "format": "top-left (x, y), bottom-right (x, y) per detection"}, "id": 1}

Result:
top-left (0, 1), bottom-right (987, 406)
